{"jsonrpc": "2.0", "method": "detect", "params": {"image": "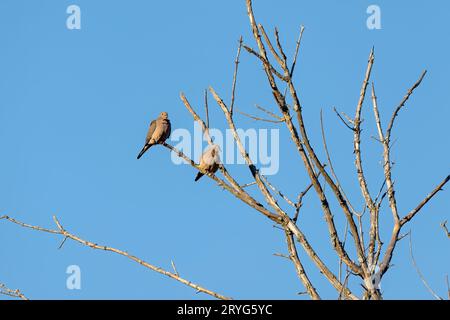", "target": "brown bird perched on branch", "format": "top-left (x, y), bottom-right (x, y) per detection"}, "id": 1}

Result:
top-left (195, 144), bottom-right (221, 181)
top-left (137, 111), bottom-right (171, 159)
